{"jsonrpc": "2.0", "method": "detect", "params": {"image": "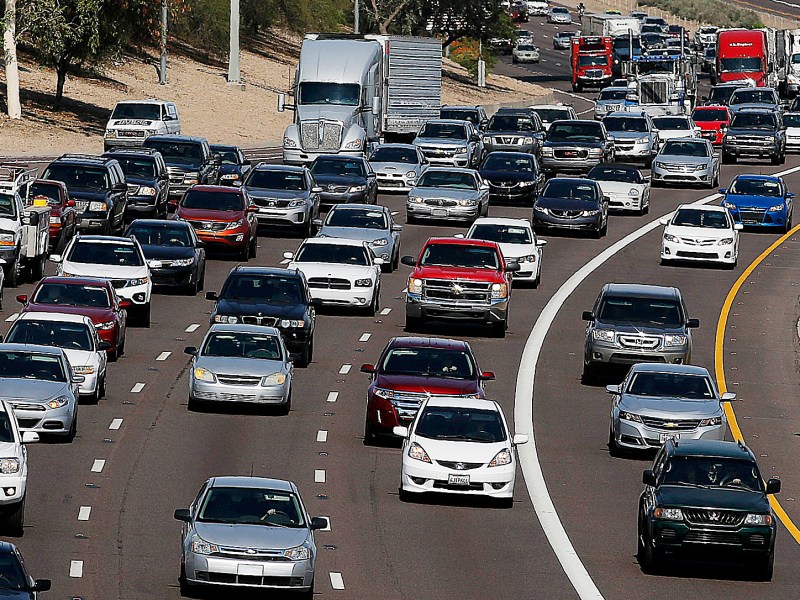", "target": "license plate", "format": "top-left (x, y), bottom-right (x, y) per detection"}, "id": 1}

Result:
top-left (432, 208), bottom-right (448, 217)
top-left (659, 432), bottom-right (680, 443)
top-left (609, 104), bottom-right (621, 111)
top-left (448, 474), bottom-right (470, 486)
top-left (237, 564), bottom-right (263, 576)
